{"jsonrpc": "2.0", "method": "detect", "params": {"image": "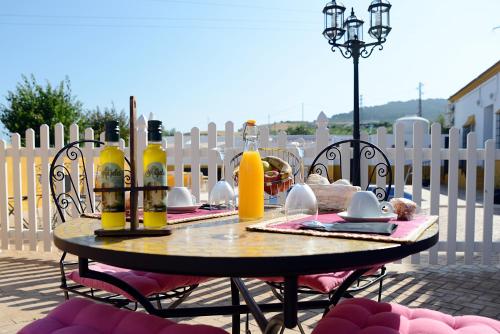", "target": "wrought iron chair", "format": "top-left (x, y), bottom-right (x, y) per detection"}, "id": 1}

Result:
top-left (308, 139), bottom-right (393, 200)
top-left (260, 140), bottom-right (392, 333)
top-left (50, 140), bottom-right (210, 310)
